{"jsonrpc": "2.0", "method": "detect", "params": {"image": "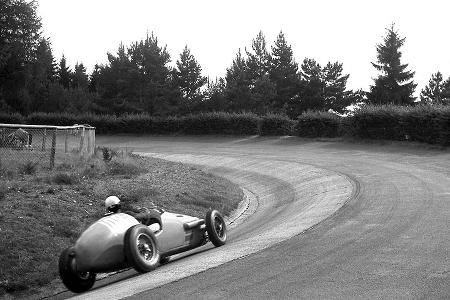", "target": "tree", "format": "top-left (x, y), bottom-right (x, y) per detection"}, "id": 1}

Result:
top-left (367, 24), bottom-right (416, 105)
top-left (88, 64), bottom-right (101, 93)
top-left (203, 77), bottom-right (227, 111)
top-left (127, 33), bottom-right (174, 115)
top-left (72, 62), bottom-right (89, 89)
top-left (32, 38), bottom-right (57, 83)
top-left (294, 58), bottom-right (325, 114)
top-left (322, 62), bottom-right (352, 112)
top-left (174, 46), bottom-right (207, 113)
top-left (58, 55), bottom-right (72, 89)
top-left (443, 78), bottom-right (450, 104)
top-left (269, 31), bottom-right (300, 111)
top-left (29, 37), bottom-right (58, 111)
top-left (245, 31), bottom-right (275, 113)
top-left (0, 0), bottom-right (41, 67)
top-left (0, 0), bottom-right (42, 113)
top-left (225, 49), bottom-right (252, 112)
top-left (287, 58), bottom-right (355, 117)
top-left (420, 72), bottom-right (450, 104)
top-left (95, 34), bottom-right (176, 115)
